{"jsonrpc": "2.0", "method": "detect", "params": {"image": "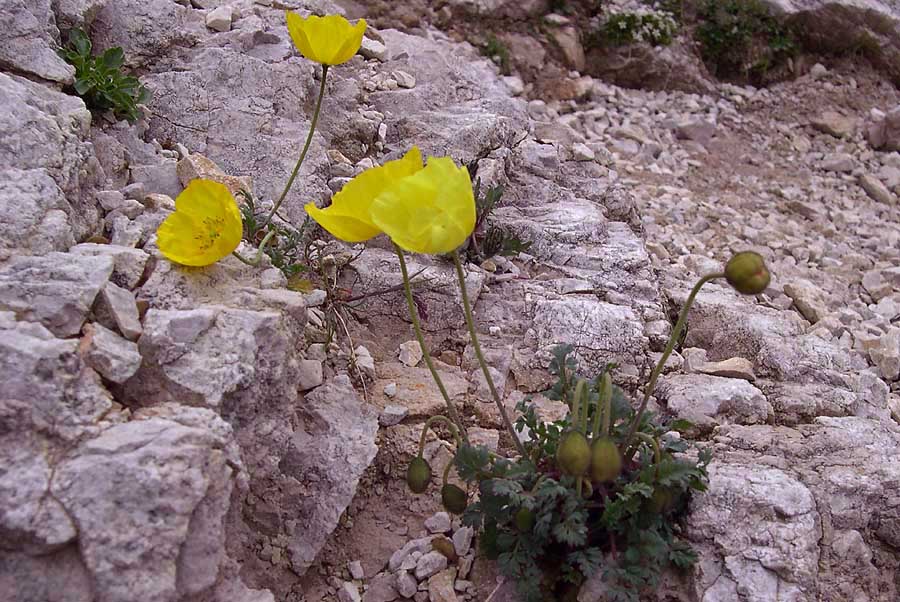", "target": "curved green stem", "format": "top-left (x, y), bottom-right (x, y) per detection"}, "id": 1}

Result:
top-left (451, 251), bottom-right (527, 457)
top-left (571, 379), bottom-right (583, 432)
top-left (622, 272), bottom-right (723, 461)
top-left (417, 415), bottom-right (463, 456)
top-left (634, 432), bottom-right (662, 470)
top-left (442, 456), bottom-right (454, 486)
top-left (263, 64), bottom-right (329, 229)
top-left (395, 244), bottom-right (467, 442)
top-left (231, 230), bottom-right (277, 266)
top-left (591, 372), bottom-right (612, 440)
